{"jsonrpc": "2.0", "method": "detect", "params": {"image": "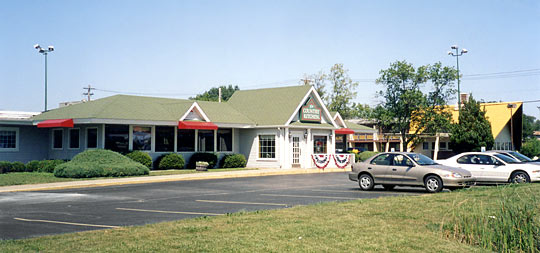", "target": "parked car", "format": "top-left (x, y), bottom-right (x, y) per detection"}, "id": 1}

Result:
top-left (349, 152), bottom-right (475, 193)
top-left (438, 152), bottom-right (540, 184)
top-left (487, 150), bottom-right (540, 165)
